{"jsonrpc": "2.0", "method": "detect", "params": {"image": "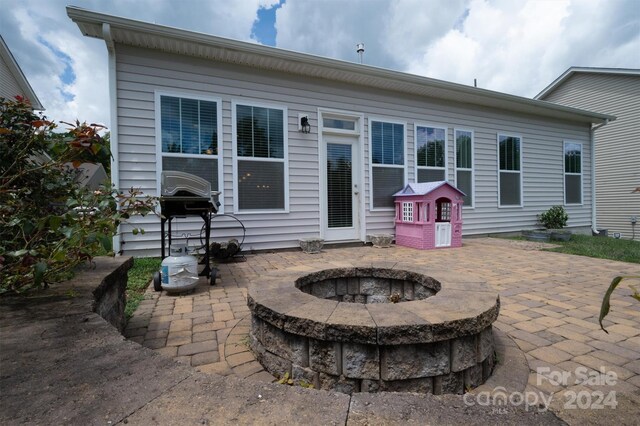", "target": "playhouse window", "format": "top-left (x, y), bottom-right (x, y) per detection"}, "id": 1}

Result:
top-left (402, 202), bottom-right (413, 222)
top-left (436, 198), bottom-right (451, 222)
